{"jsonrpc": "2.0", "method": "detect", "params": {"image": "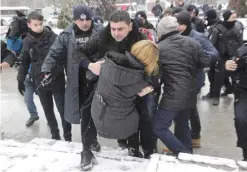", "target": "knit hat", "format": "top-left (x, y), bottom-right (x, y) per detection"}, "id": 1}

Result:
top-left (176, 10), bottom-right (191, 26)
top-left (73, 5), bottom-right (93, 21)
top-left (223, 10), bottom-right (235, 21)
top-left (135, 11), bottom-right (147, 20)
top-left (205, 9), bottom-right (217, 21)
top-left (157, 16), bottom-right (179, 36)
top-left (93, 16), bottom-right (104, 25)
